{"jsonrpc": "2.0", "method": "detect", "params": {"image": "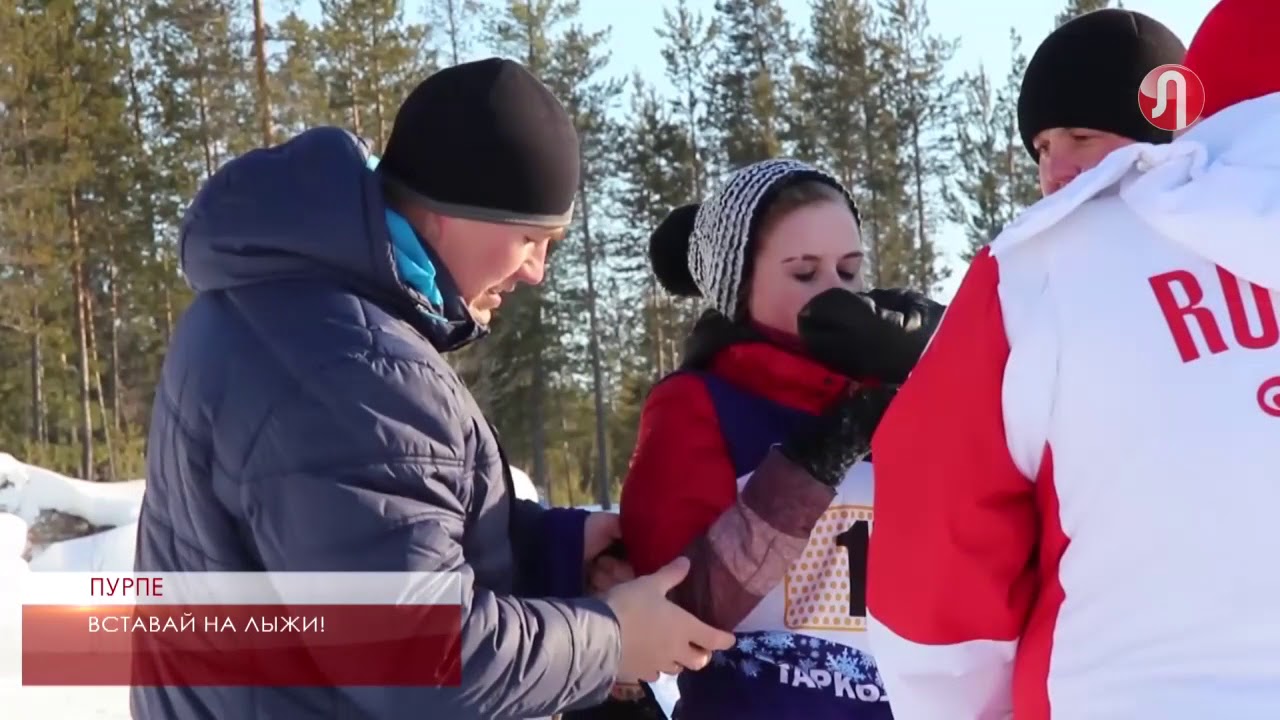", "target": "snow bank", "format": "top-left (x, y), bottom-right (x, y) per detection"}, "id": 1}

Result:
top-left (27, 523), bottom-right (138, 573)
top-left (0, 455), bottom-right (139, 718)
top-left (0, 514), bottom-right (25, 560)
top-left (0, 454), bottom-right (144, 528)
